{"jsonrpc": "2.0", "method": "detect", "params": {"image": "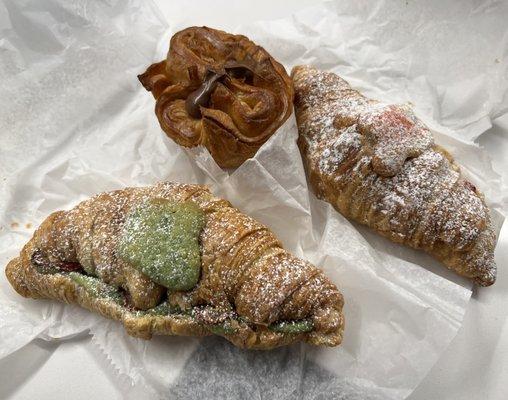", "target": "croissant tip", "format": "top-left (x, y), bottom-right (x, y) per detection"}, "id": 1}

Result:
top-left (474, 273), bottom-right (496, 287)
top-left (5, 257), bottom-right (31, 298)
